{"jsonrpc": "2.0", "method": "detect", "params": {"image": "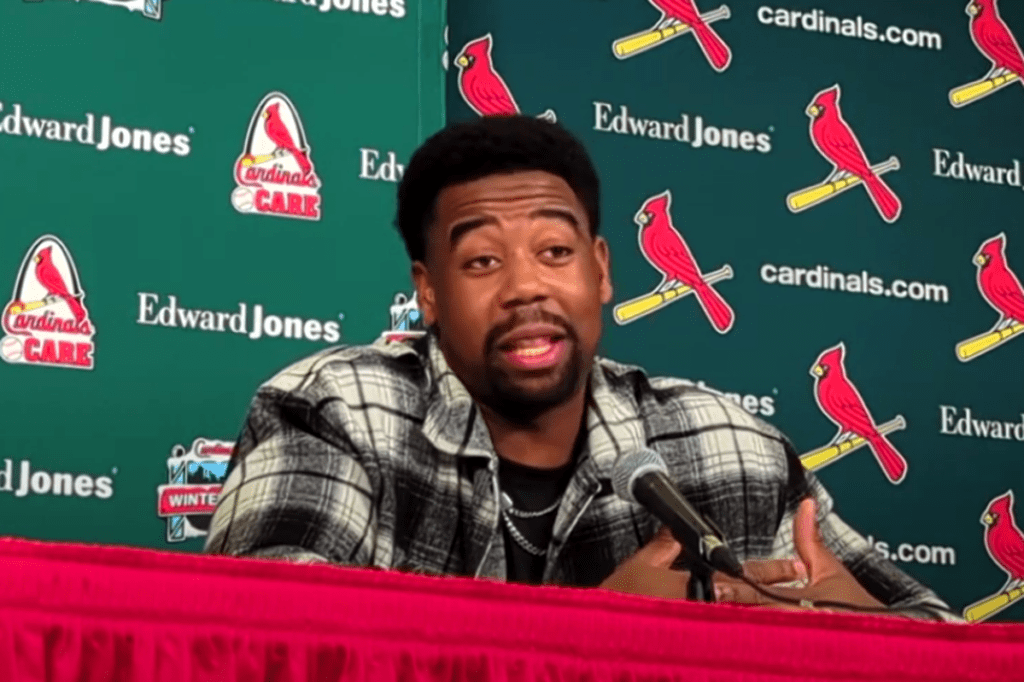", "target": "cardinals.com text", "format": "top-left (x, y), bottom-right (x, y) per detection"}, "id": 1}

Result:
top-left (757, 7), bottom-right (943, 51)
top-left (760, 264), bottom-right (950, 304)
top-left (865, 535), bottom-right (957, 566)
